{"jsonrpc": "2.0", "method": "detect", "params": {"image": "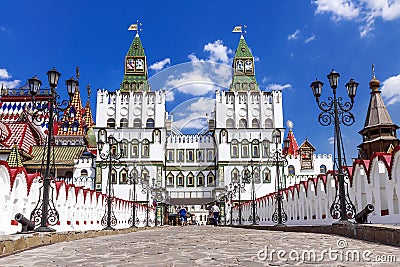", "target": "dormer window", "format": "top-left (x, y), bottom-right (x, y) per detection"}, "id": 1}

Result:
top-left (62, 122), bottom-right (69, 132)
top-left (72, 121), bottom-right (79, 132)
top-left (69, 107), bottom-right (76, 118)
